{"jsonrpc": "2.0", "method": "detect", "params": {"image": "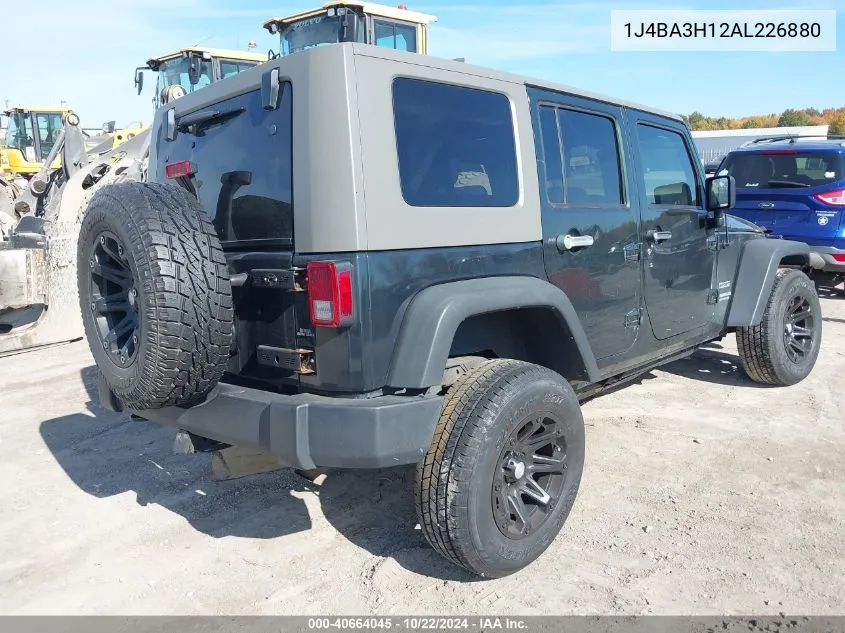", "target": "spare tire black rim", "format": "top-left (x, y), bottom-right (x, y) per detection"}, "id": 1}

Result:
top-left (492, 414), bottom-right (568, 540)
top-left (783, 293), bottom-right (815, 364)
top-left (88, 231), bottom-right (140, 367)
